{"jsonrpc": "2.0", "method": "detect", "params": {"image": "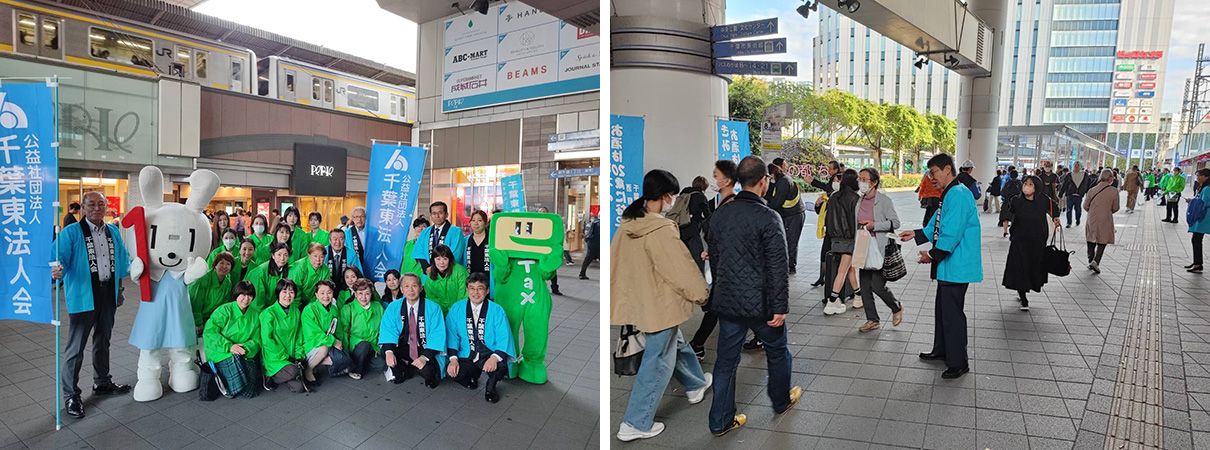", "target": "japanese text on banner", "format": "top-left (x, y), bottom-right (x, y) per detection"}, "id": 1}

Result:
top-left (0, 84), bottom-right (56, 324)
top-left (609, 115), bottom-right (644, 241)
top-left (501, 173), bottom-right (526, 212)
top-left (365, 144), bottom-right (426, 282)
top-left (716, 119), bottom-right (750, 163)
